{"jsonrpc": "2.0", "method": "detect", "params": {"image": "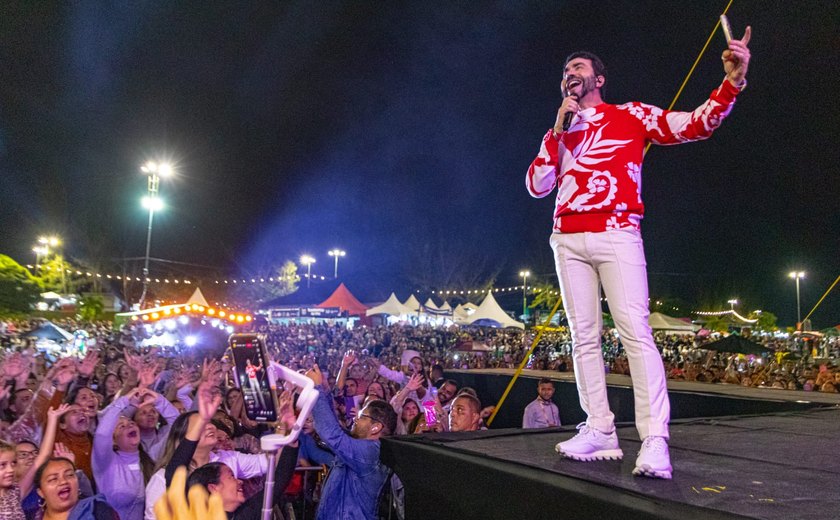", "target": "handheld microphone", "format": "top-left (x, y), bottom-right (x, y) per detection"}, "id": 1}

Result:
top-left (562, 93), bottom-right (579, 131)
